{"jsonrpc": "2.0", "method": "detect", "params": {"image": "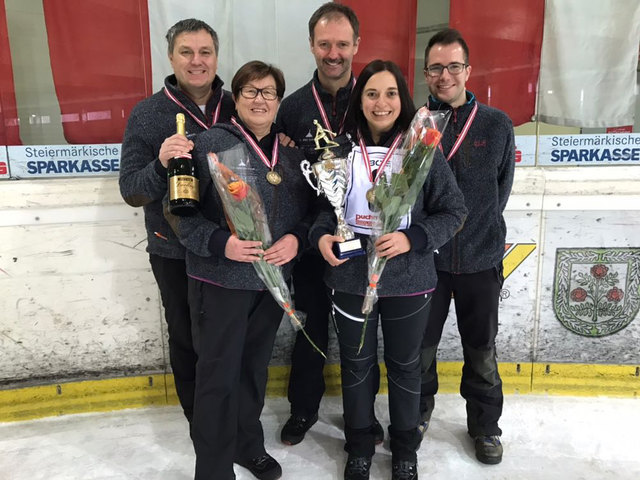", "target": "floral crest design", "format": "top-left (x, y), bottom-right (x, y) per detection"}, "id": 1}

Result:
top-left (553, 248), bottom-right (639, 337)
